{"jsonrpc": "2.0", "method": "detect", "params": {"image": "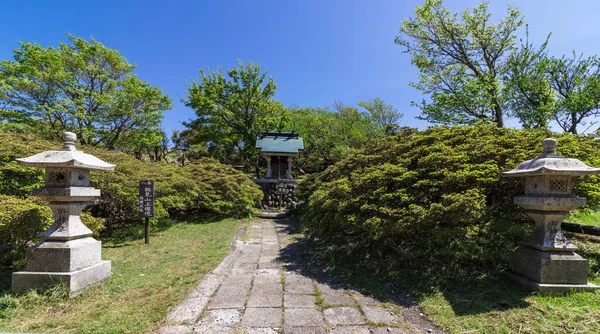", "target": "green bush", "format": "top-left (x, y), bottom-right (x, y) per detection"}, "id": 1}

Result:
top-left (0, 195), bottom-right (52, 266)
top-left (0, 130), bottom-right (263, 260)
top-left (297, 125), bottom-right (600, 272)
